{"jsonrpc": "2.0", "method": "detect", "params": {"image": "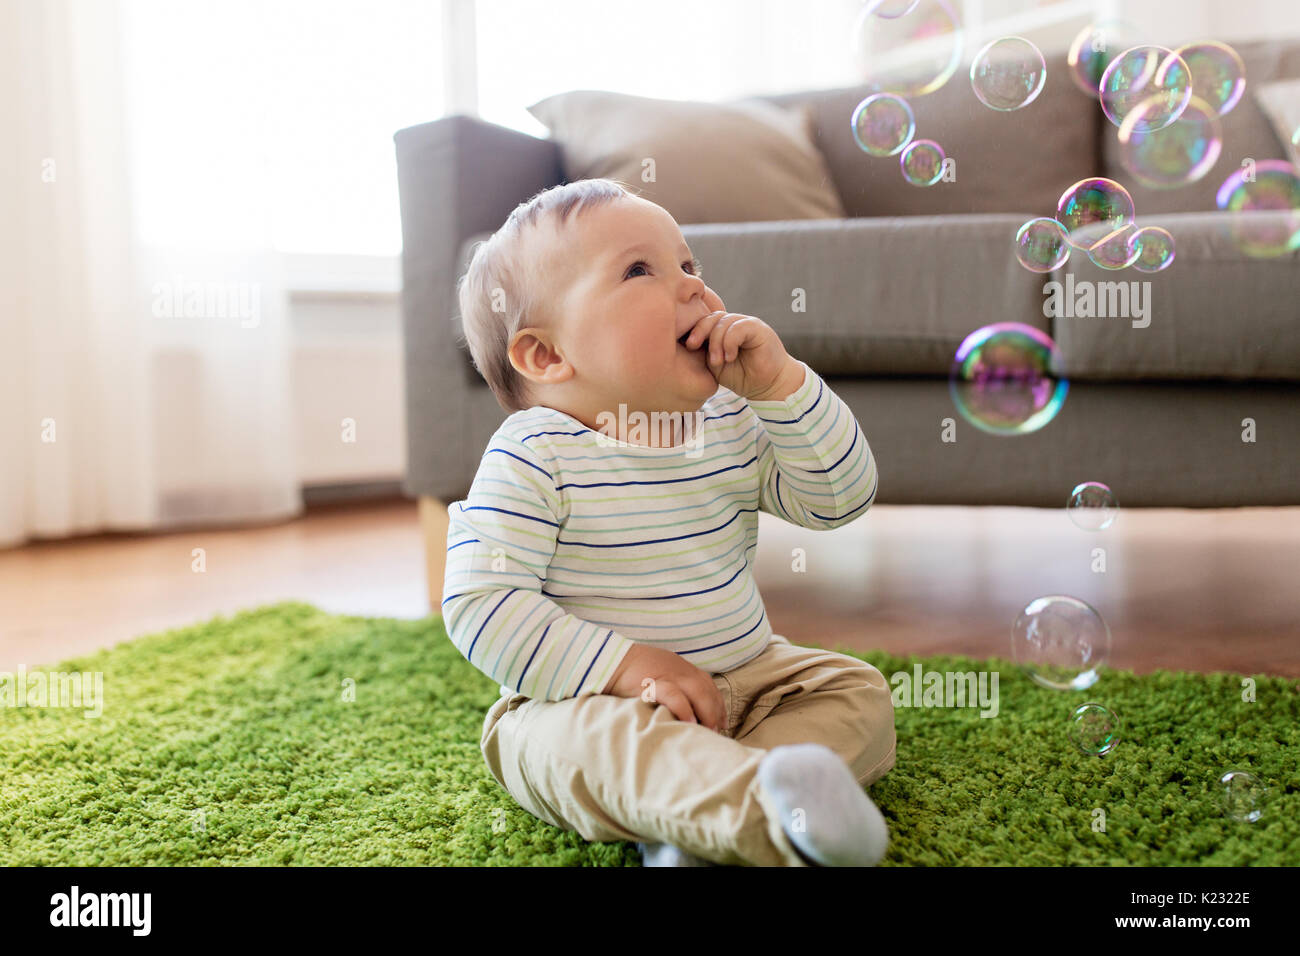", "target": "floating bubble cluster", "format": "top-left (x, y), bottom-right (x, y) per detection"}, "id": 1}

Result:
top-left (949, 323), bottom-right (1068, 435)
top-left (1069, 703), bottom-right (1120, 756)
top-left (1118, 95), bottom-right (1223, 189)
top-left (1014, 217), bottom-right (1071, 272)
top-left (1067, 19), bottom-right (1141, 95)
top-left (1056, 177), bottom-right (1136, 251)
top-left (1221, 770), bottom-right (1268, 823)
top-left (1215, 160), bottom-right (1300, 257)
top-left (1068, 481), bottom-right (1119, 531)
top-left (900, 138), bottom-right (946, 185)
top-left (851, 0), bottom-right (963, 97)
top-left (1132, 226), bottom-right (1177, 272)
top-left (1100, 45), bottom-right (1192, 132)
top-left (970, 36), bottom-right (1046, 111)
top-left (1011, 595), bottom-right (1112, 691)
top-left (851, 93), bottom-right (916, 156)
top-left (1175, 41), bottom-right (1247, 116)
